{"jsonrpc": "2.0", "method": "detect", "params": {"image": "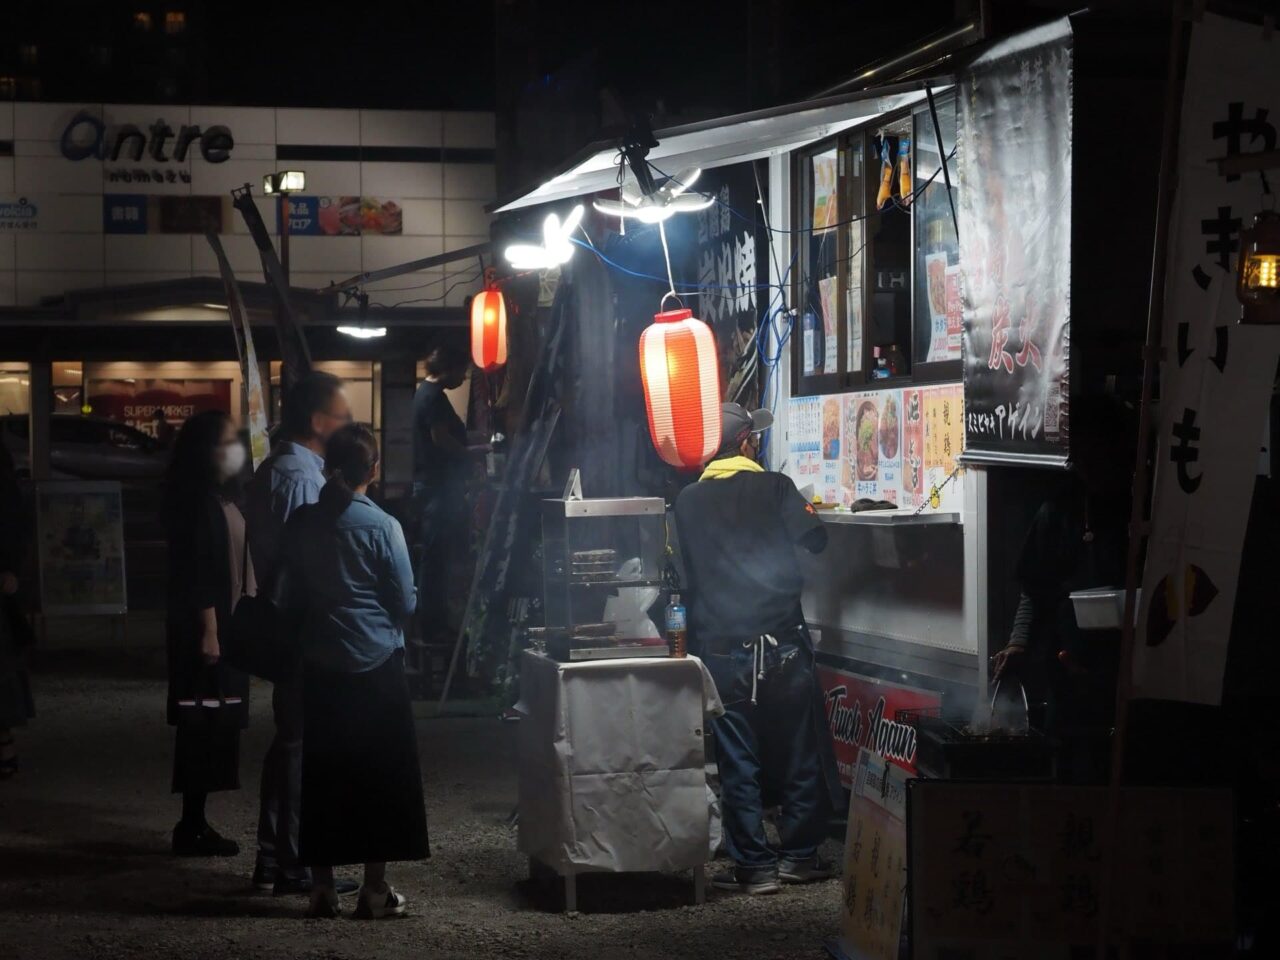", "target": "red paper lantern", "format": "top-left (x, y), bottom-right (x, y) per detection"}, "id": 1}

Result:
top-left (639, 308), bottom-right (722, 468)
top-left (470, 286), bottom-right (507, 372)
